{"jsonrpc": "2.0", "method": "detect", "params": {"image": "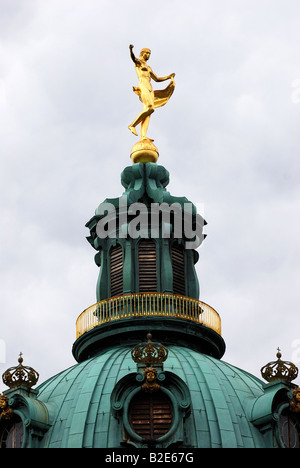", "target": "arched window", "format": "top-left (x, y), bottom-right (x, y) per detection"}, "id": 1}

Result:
top-left (129, 391), bottom-right (173, 440)
top-left (278, 410), bottom-right (300, 448)
top-left (0, 415), bottom-right (24, 449)
top-left (110, 245), bottom-right (123, 297)
top-left (171, 244), bottom-right (185, 295)
top-left (138, 240), bottom-right (157, 292)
